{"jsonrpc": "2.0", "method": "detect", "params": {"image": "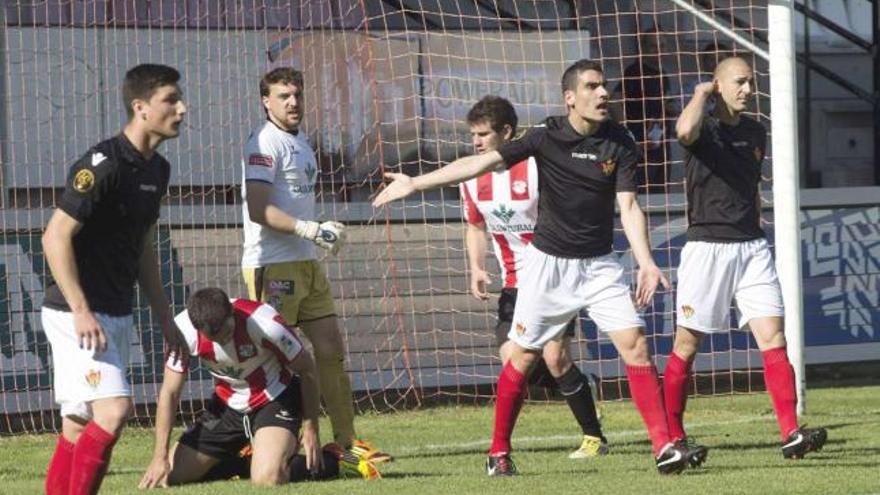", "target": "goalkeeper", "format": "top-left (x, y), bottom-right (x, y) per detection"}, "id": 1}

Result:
top-left (239, 67), bottom-right (391, 464)
top-left (139, 288), bottom-right (380, 488)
